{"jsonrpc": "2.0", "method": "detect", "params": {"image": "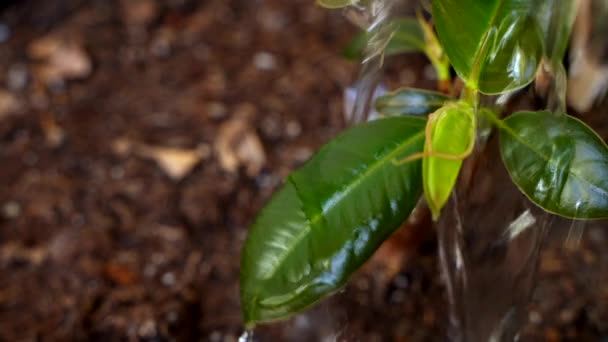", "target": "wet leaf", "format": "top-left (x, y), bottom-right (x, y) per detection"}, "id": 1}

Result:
top-left (432, 0), bottom-right (543, 94)
top-left (342, 18), bottom-right (425, 60)
top-left (375, 88), bottom-right (451, 117)
top-left (241, 117), bottom-right (426, 326)
top-left (499, 111), bottom-right (608, 219)
top-left (423, 102), bottom-right (475, 220)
